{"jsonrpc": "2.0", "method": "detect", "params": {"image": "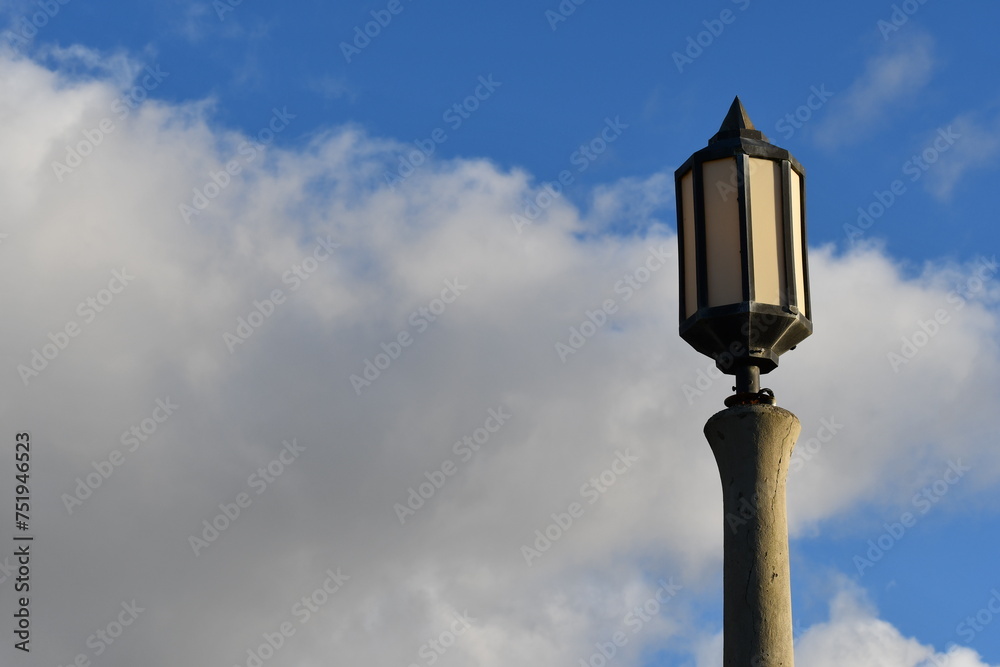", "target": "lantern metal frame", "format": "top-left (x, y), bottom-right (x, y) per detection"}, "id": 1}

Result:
top-left (675, 98), bottom-right (812, 399)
